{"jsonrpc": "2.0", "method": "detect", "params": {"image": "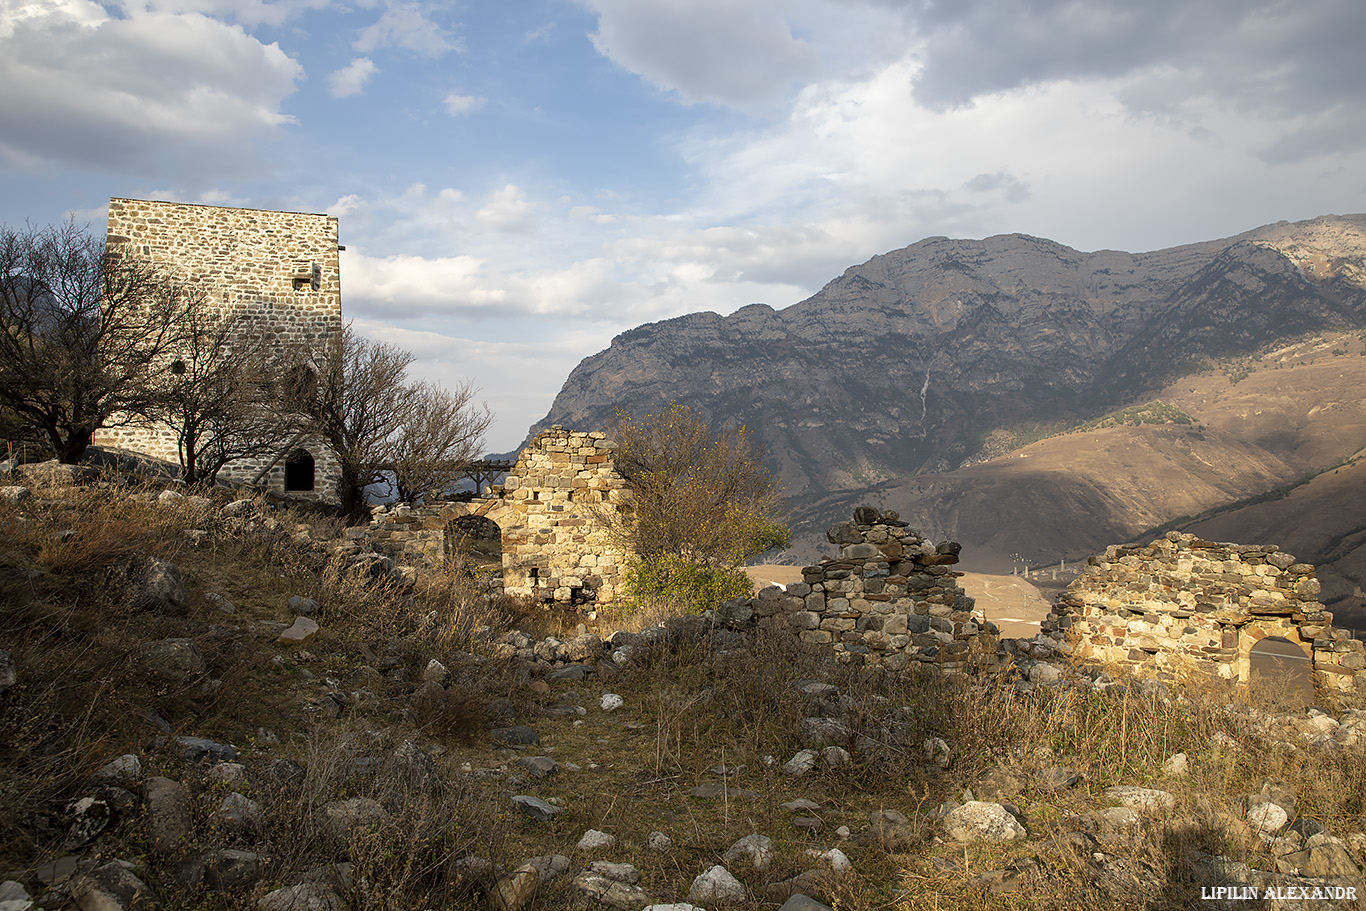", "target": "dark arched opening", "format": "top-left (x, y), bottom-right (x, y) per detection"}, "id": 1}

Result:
top-left (284, 449), bottom-right (316, 492)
